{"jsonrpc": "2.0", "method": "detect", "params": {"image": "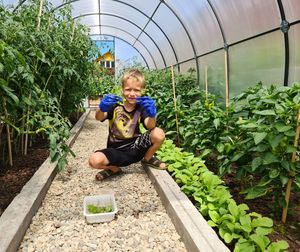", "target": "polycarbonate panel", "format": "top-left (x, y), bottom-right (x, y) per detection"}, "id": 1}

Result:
top-left (134, 40), bottom-right (156, 69)
top-left (178, 60), bottom-right (197, 76)
top-left (138, 33), bottom-right (166, 69)
top-left (210, 0), bottom-right (280, 44)
top-left (71, 0), bottom-right (99, 18)
top-left (167, 0), bottom-right (223, 55)
top-left (76, 15), bottom-right (99, 27)
top-left (144, 21), bottom-right (177, 67)
top-left (288, 25), bottom-right (300, 85)
top-left (229, 31), bottom-right (284, 98)
top-left (153, 4), bottom-right (194, 62)
top-left (199, 50), bottom-right (225, 104)
top-left (116, 0), bottom-right (160, 17)
top-left (101, 15), bottom-right (141, 37)
top-left (49, 0), bottom-right (64, 7)
top-left (100, 1), bottom-right (148, 28)
top-left (282, 0), bottom-right (300, 23)
top-left (101, 26), bottom-right (136, 45)
top-left (2, 0), bottom-right (18, 7)
top-left (89, 26), bottom-right (100, 35)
